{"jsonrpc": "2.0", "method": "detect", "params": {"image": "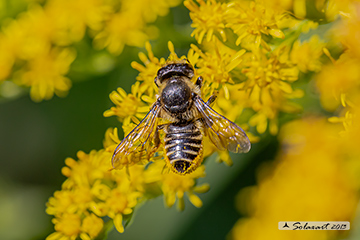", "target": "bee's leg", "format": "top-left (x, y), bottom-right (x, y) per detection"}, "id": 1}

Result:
top-left (195, 76), bottom-right (203, 88)
top-left (206, 90), bottom-right (218, 106)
